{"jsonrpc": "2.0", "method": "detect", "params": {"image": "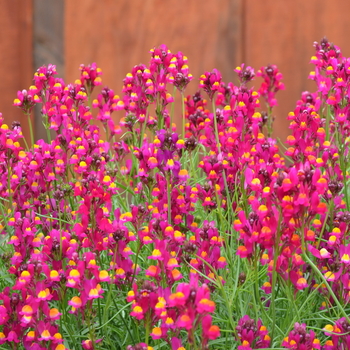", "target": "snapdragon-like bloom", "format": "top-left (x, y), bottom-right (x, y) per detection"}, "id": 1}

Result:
top-left (282, 323), bottom-right (320, 350)
top-left (236, 316), bottom-right (271, 349)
